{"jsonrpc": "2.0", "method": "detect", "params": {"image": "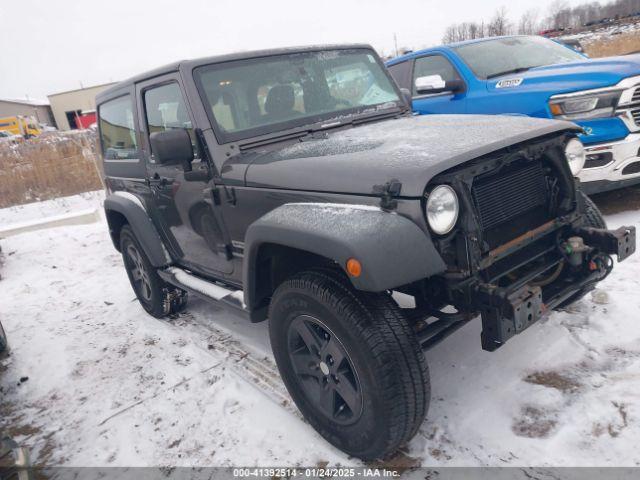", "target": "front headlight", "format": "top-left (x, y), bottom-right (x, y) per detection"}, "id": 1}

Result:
top-left (565, 138), bottom-right (586, 175)
top-left (549, 90), bottom-right (621, 120)
top-left (426, 185), bottom-right (459, 235)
